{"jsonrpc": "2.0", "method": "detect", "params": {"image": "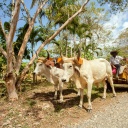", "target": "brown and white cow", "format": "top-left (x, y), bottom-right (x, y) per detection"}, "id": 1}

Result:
top-left (60, 51), bottom-right (116, 112)
top-left (34, 54), bottom-right (65, 102)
